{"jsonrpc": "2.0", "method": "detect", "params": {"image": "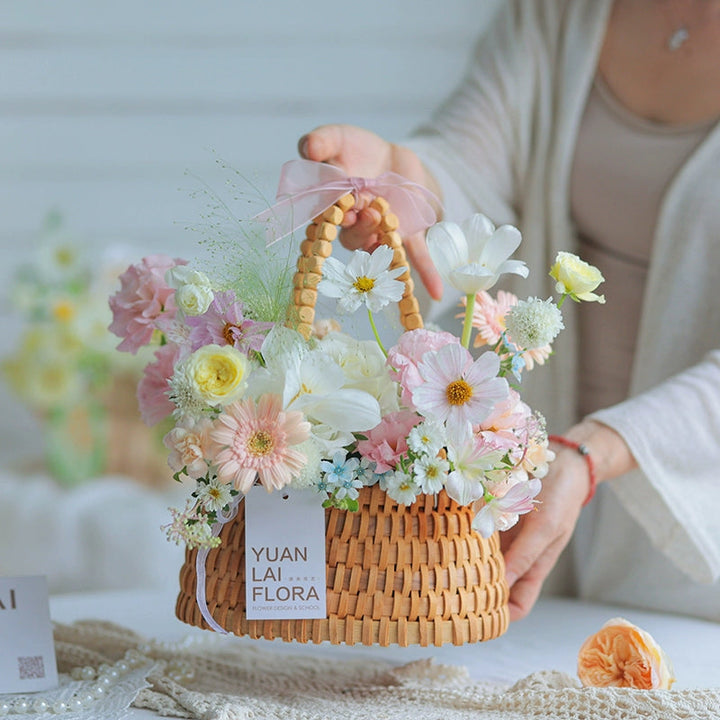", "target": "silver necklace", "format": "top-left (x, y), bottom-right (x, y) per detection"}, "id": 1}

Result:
top-left (668, 25), bottom-right (690, 50)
